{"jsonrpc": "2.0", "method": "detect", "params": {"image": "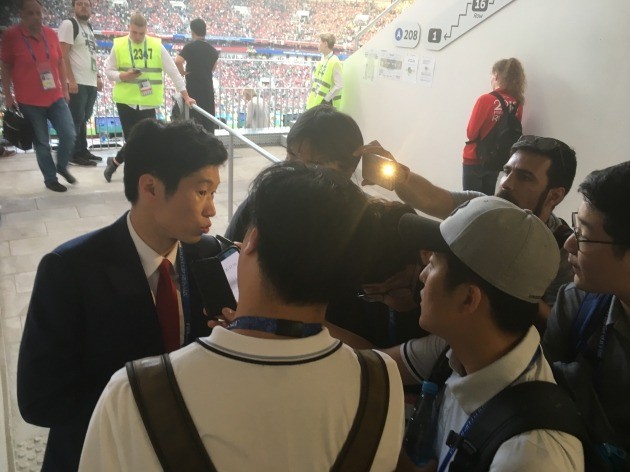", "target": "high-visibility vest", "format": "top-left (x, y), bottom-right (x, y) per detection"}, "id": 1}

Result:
top-left (112, 35), bottom-right (164, 107)
top-left (306, 54), bottom-right (342, 109)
